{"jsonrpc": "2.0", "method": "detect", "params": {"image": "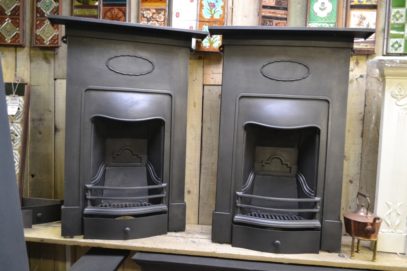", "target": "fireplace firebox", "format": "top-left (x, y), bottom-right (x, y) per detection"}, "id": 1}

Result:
top-left (210, 27), bottom-right (374, 253)
top-left (49, 16), bottom-right (206, 240)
